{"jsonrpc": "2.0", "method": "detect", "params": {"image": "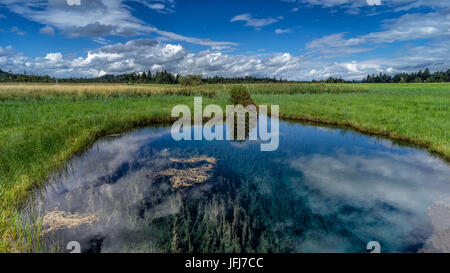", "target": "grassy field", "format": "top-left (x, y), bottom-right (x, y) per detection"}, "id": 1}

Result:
top-left (254, 83), bottom-right (449, 158)
top-left (0, 82), bottom-right (449, 252)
